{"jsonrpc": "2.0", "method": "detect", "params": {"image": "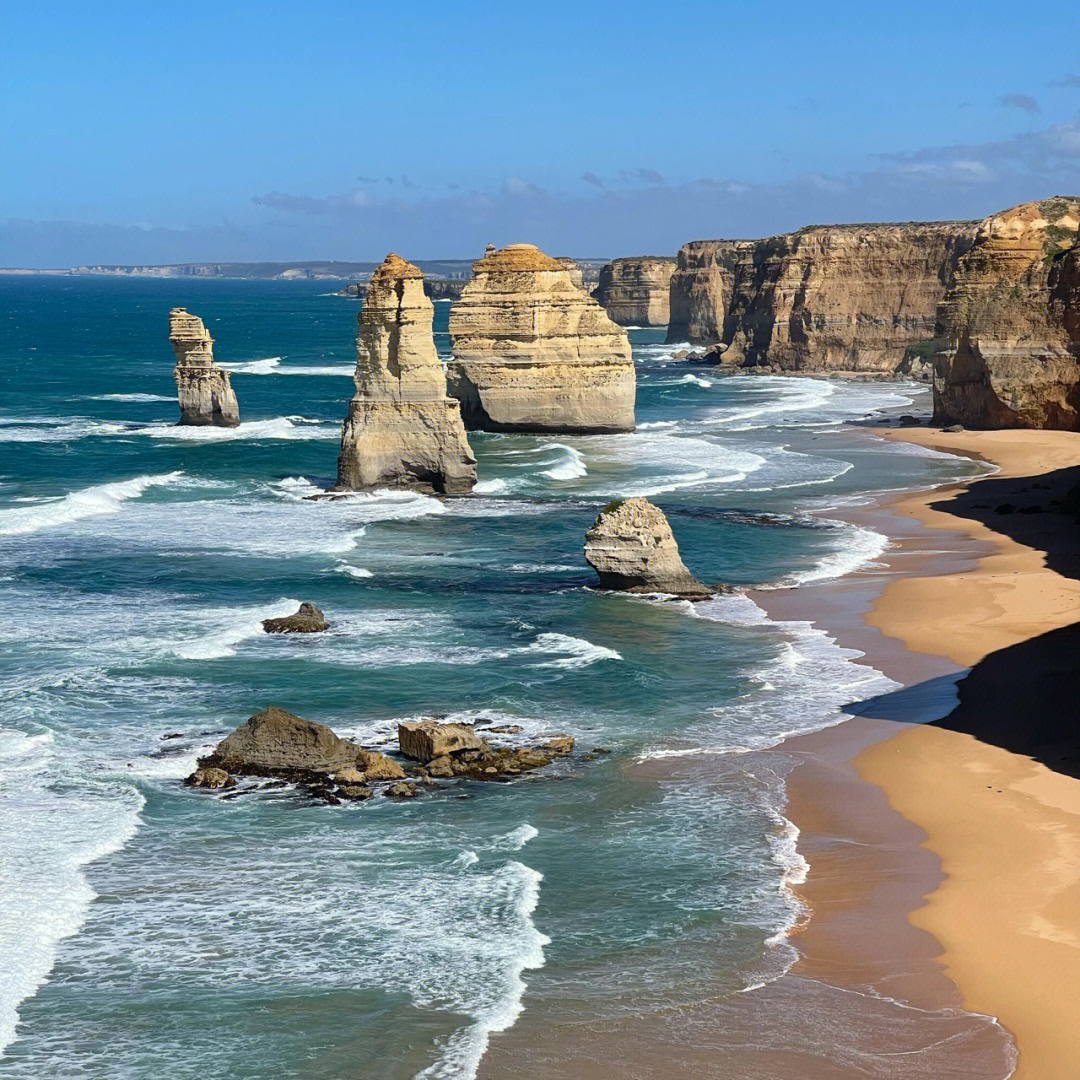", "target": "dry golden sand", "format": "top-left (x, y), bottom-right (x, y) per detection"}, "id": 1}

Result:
top-left (857, 427), bottom-right (1080, 1079)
